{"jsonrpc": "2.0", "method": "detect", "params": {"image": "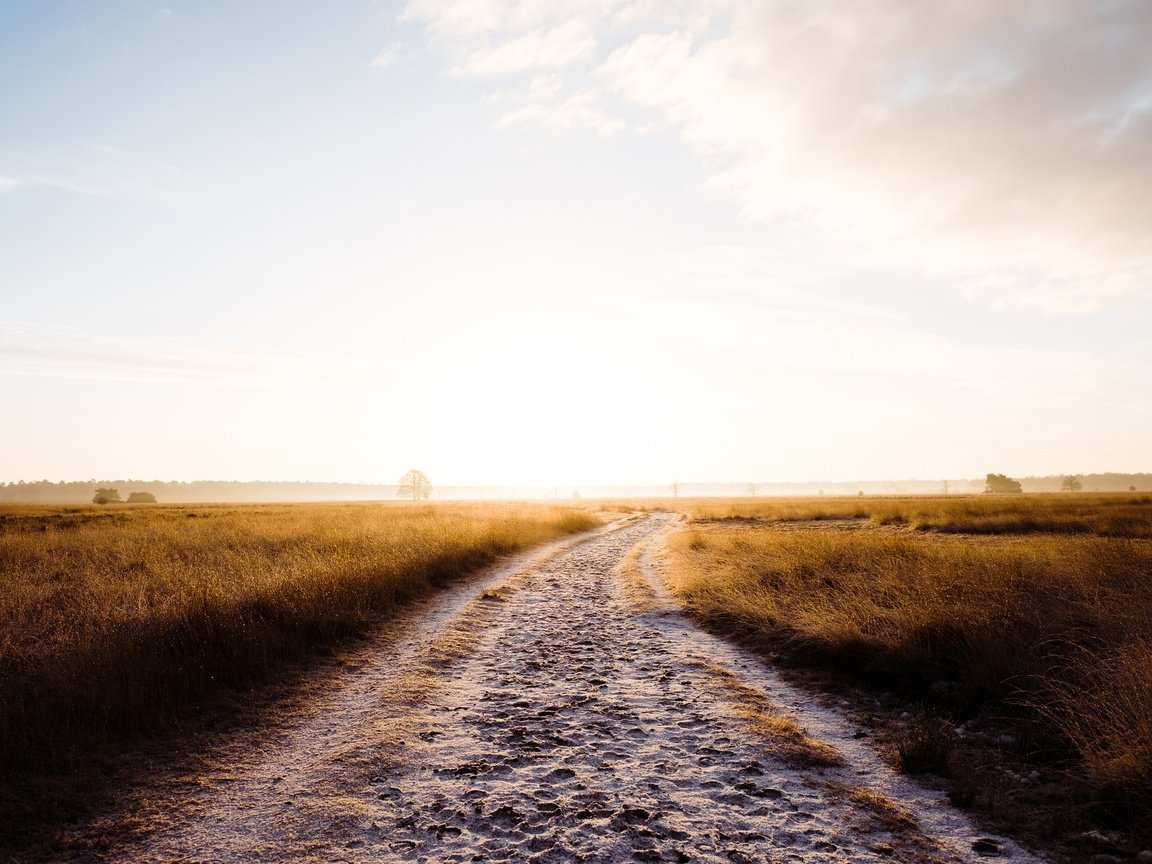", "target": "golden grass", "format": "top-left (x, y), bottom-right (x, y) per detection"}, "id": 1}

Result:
top-left (816, 781), bottom-right (954, 863)
top-left (664, 495), bottom-right (1152, 820)
top-left (825, 781), bottom-right (918, 834)
top-left (689, 660), bottom-right (843, 768)
top-left (686, 491), bottom-right (1152, 537)
top-left (745, 711), bottom-right (845, 769)
top-left (0, 501), bottom-right (598, 831)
